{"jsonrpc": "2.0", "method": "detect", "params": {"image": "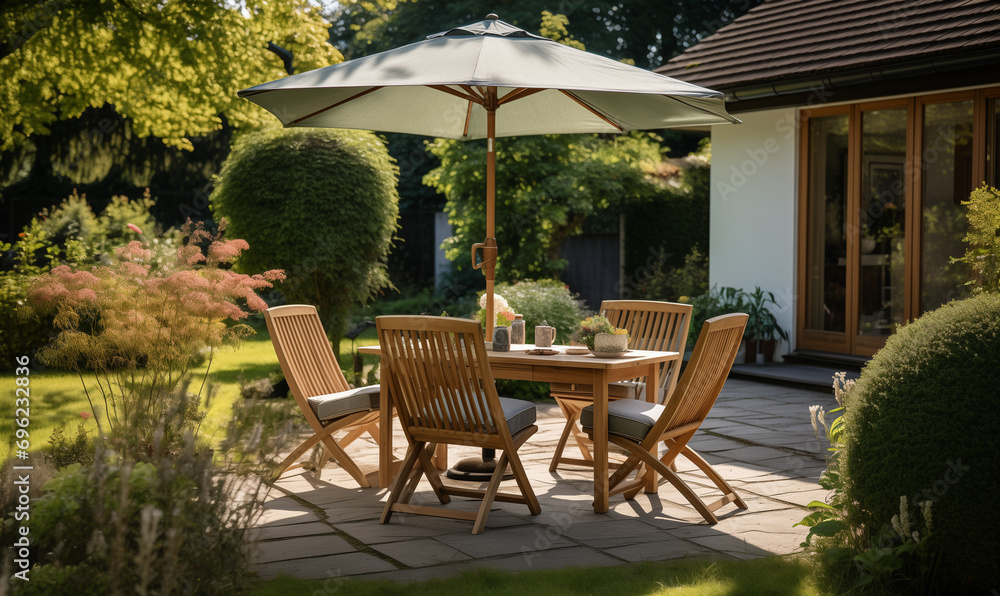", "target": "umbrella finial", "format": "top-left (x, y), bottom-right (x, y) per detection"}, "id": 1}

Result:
top-left (486, 13), bottom-right (498, 20)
